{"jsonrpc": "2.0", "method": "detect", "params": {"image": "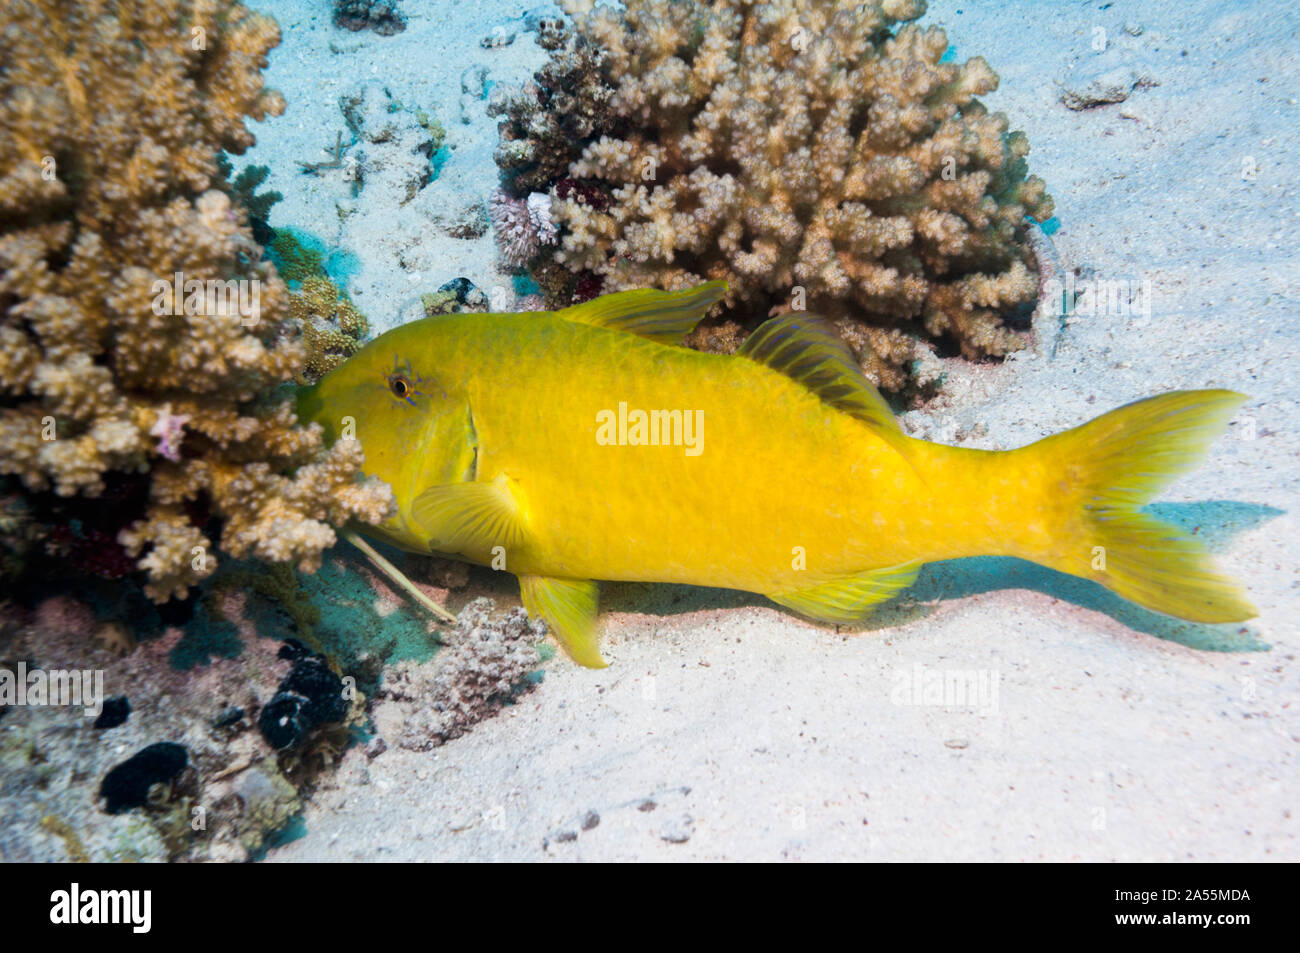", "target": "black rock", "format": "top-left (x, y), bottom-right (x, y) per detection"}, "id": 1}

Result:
top-left (100, 742), bottom-right (188, 814)
top-left (280, 657), bottom-right (348, 726)
top-left (93, 696), bottom-right (130, 730)
top-left (258, 692), bottom-right (310, 750)
top-left (438, 276), bottom-right (478, 304)
top-left (212, 705), bottom-right (245, 729)
top-left (278, 638), bottom-right (310, 662)
top-left (257, 656), bottom-right (349, 750)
